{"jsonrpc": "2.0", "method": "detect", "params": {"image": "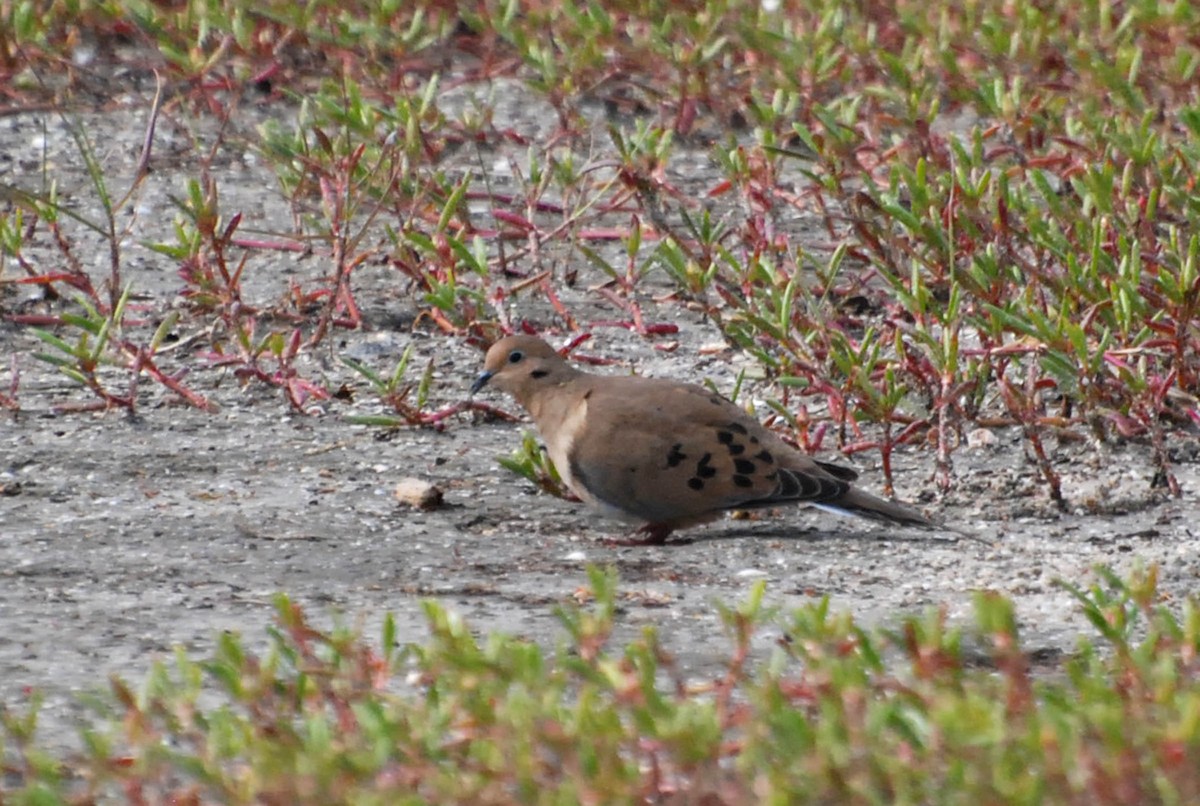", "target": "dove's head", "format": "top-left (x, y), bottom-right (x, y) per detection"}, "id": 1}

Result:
top-left (470, 335), bottom-right (579, 406)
